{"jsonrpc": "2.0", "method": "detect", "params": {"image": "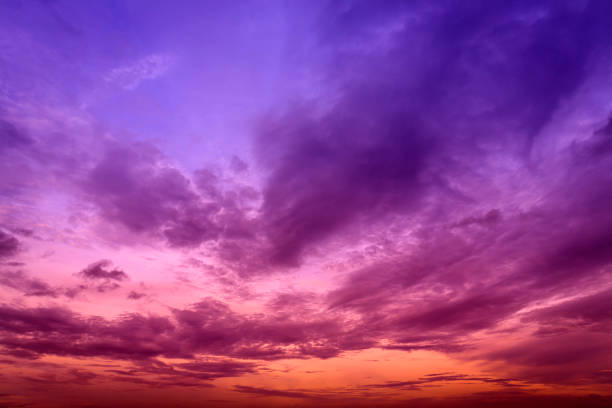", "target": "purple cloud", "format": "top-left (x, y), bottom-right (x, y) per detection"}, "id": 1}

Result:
top-left (0, 270), bottom-right (58, 297)
top-left (0, 231), bottom-right (19, 259)
top-left (249, 0), bottom-right (612, 270)
top-left (1, 0), bottom-right (612, 406)
top-left (127, 291), bottom-right (146, 300)
top-left (0, 120), bottom-right (31, 153)
top-left (78, 260), bottom-right (128, 281)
